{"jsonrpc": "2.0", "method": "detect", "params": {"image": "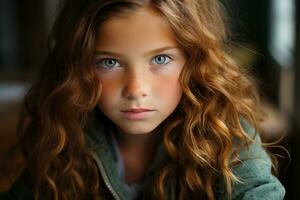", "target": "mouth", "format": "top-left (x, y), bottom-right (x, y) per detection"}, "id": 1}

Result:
top-left (121, 108), bottom-right (156, 120)
top-left (122, 108), bottom-right (155, 113)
